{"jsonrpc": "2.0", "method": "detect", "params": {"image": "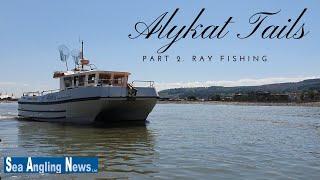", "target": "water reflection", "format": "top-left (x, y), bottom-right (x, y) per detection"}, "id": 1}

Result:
top-left (17, 121), bottom-right (158, 176)
top-left (4, 103), bottom-right (320, 179)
